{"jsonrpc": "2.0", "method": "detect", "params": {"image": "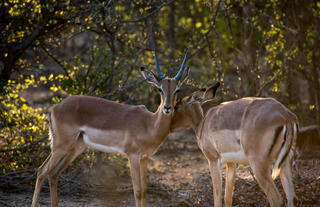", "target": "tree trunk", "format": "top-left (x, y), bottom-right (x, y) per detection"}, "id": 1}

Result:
top-left (240, 3), bottom-right (256, 97)
top-left (168, 2), bottom-right (175, 74)
top-left (311, 66), bottom-right (320, 127)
